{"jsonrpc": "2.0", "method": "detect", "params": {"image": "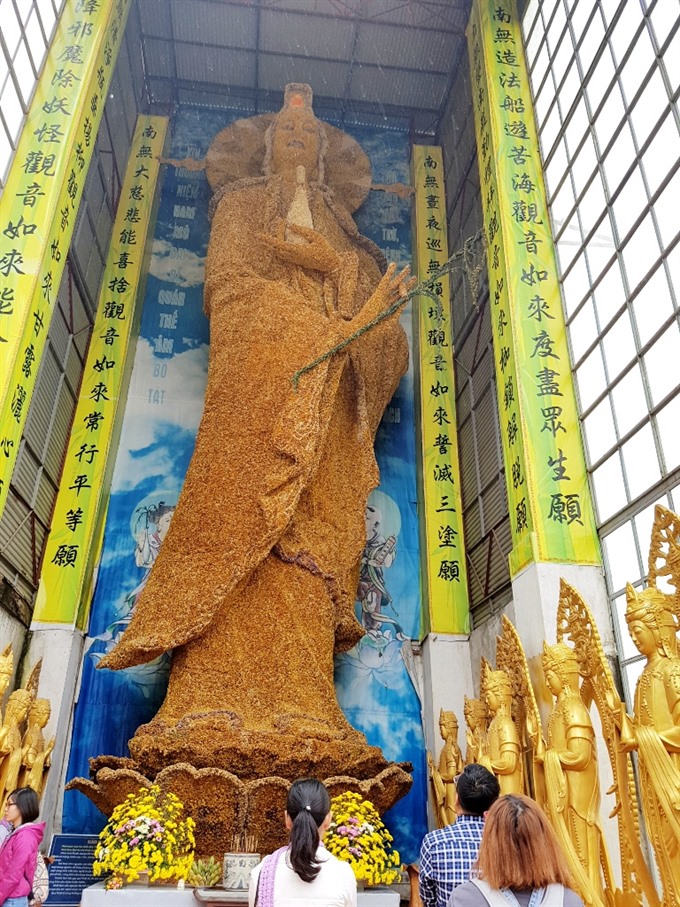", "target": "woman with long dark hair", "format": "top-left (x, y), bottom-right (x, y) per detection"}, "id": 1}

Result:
top-left (249, 779), bottom-right (356, 906)
top-left (450, 795), bottom-right (584, 907)
top-left (0, 787), bottom-right (45, 907)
